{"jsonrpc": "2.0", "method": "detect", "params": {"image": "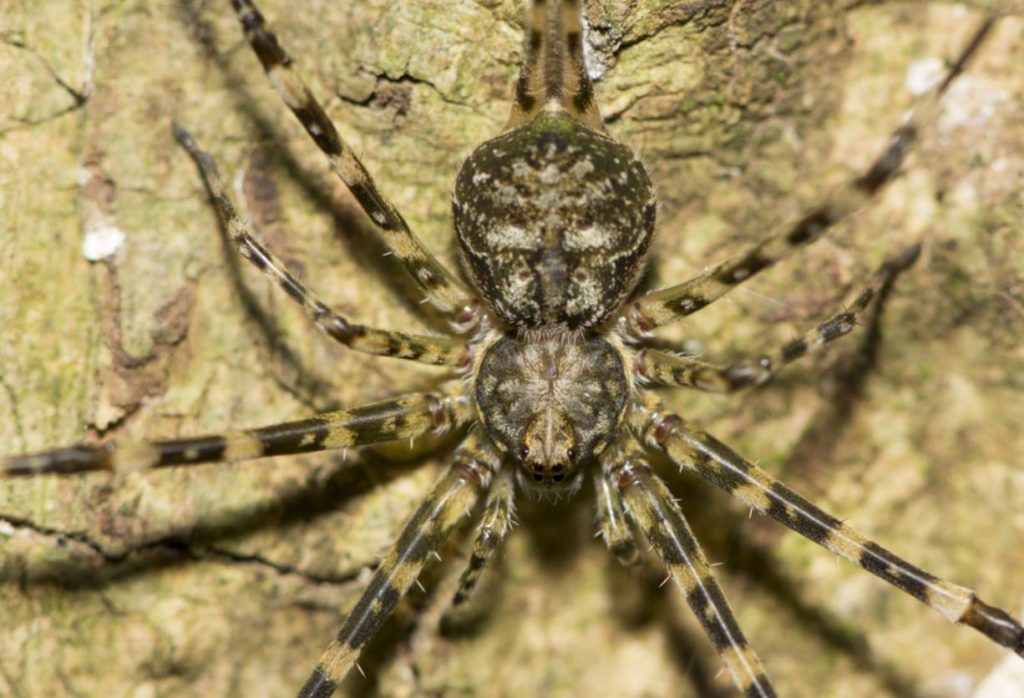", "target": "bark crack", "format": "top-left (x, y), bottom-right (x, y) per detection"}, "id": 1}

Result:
top-left (0, 19), bottom-right (95, 133)
top-left (0, 513), bottom-right (369, 588)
